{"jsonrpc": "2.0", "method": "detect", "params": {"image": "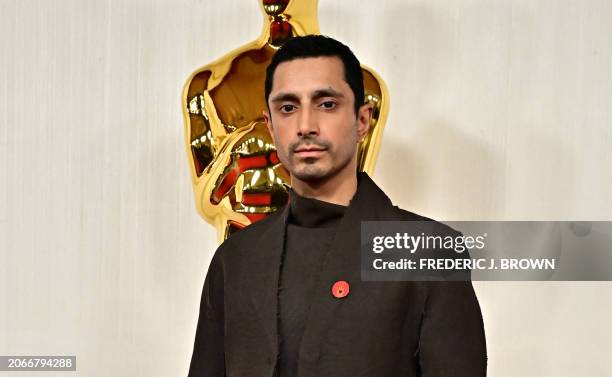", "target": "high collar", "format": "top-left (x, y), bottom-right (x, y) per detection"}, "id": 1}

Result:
top-left (287, 187), bottom-right (349, 228)
top-left (285, 172), bottom-right (381, 226)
